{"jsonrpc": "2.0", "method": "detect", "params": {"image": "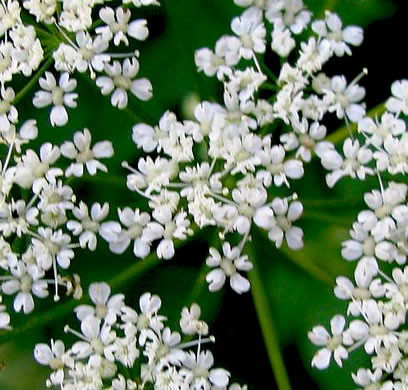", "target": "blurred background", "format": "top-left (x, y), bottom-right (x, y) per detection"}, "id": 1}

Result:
top-left (0, 0), bottom-right (407, 388)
